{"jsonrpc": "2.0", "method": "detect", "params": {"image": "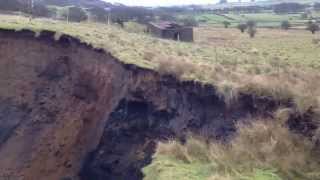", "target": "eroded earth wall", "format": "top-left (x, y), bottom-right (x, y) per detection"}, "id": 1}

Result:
top-left (0, 29), bottom-right (279, 180)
